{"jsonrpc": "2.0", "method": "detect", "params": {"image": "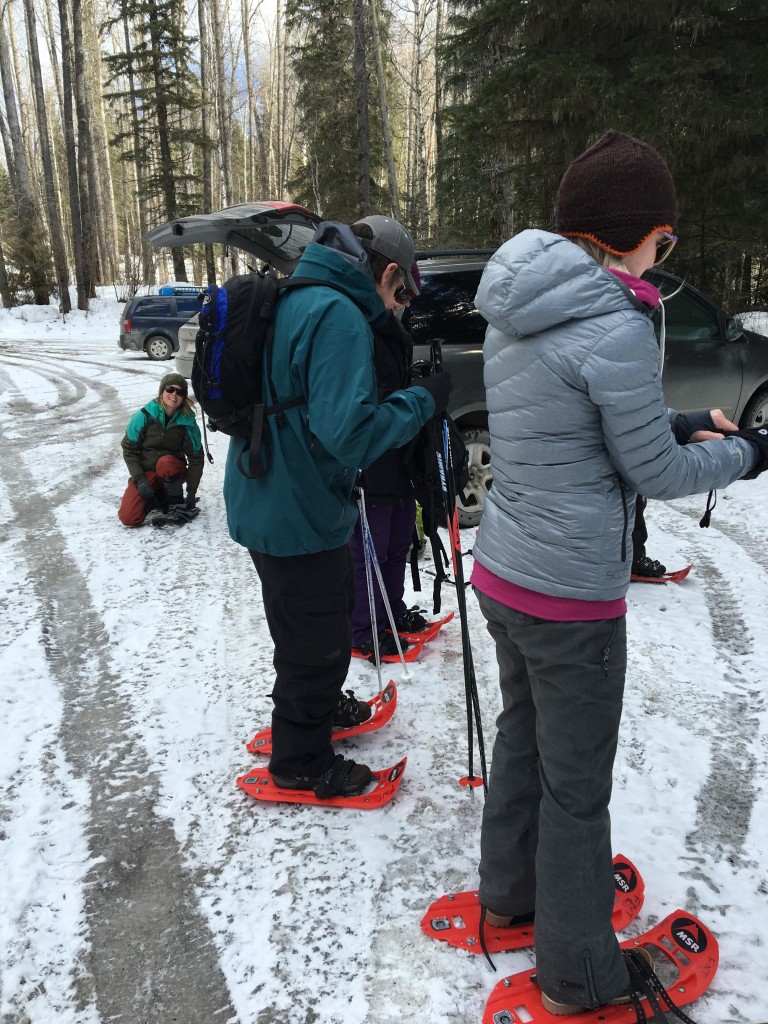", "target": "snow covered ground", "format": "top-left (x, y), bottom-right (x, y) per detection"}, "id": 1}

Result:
top-left (1, 298), bottom-right (767, 1024)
